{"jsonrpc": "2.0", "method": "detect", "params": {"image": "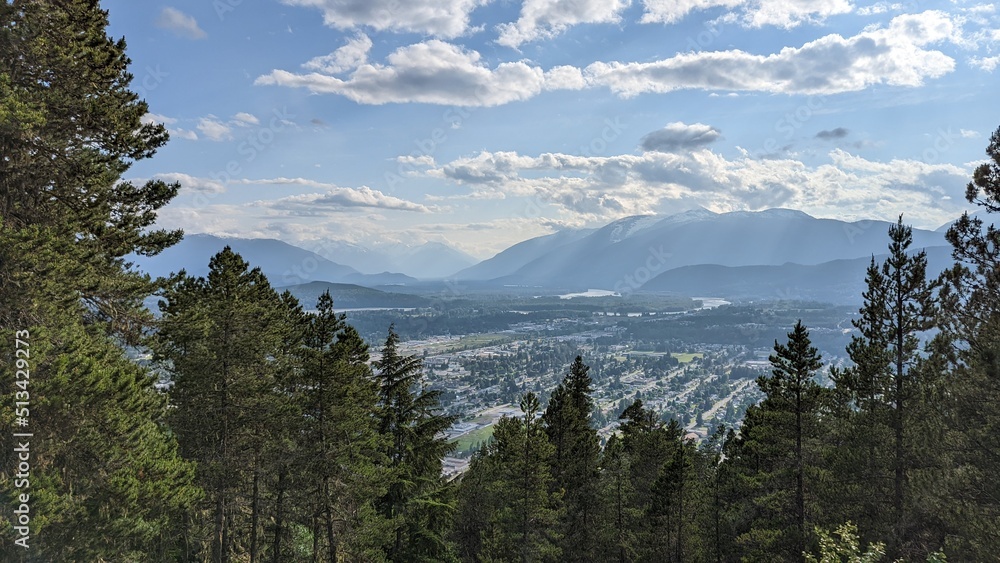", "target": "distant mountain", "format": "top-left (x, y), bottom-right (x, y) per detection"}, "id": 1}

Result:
top-left (131, 234), bottom-right (417, 287)
top-left (278, 281), bottom-right (430, 310)
top-left (314, 241), bottom-right (478, 279)
top-left (467, 208), bottom-right (947, 289)
top-left (453, 227), bottom-right (597, 281)
top-left (640, 245), bottom-right (956, 304)
top-left (390, 242), bottom-right (478, 279)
